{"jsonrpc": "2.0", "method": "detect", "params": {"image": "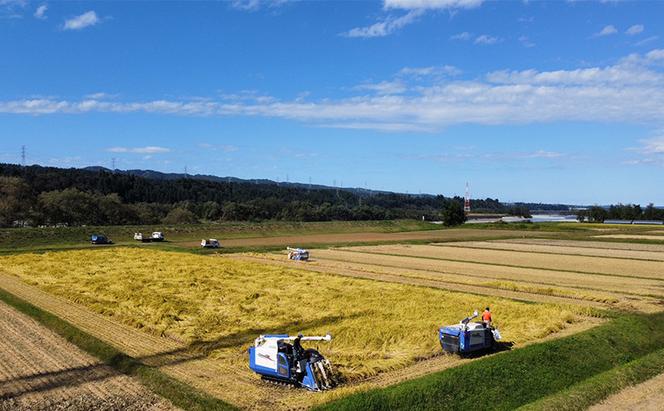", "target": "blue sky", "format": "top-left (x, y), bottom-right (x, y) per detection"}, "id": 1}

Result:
top-left (1, 0), bottom-right (664, 204)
